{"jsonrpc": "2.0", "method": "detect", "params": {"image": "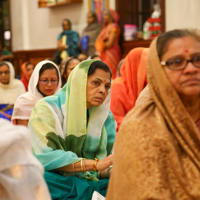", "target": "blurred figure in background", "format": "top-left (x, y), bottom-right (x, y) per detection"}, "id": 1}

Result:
top-left (20, 62), bottom-right (35, 91)
top-left (0, 41), bottom-right (13, 62)
top-left (60, 57), bottom-right (80, 87)
top-left (95, 9), bottom-right (121, 79)
top-left (0, 61), bottom-right (26, 121)
top-left (80, 11), bottom-right (102, 56)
